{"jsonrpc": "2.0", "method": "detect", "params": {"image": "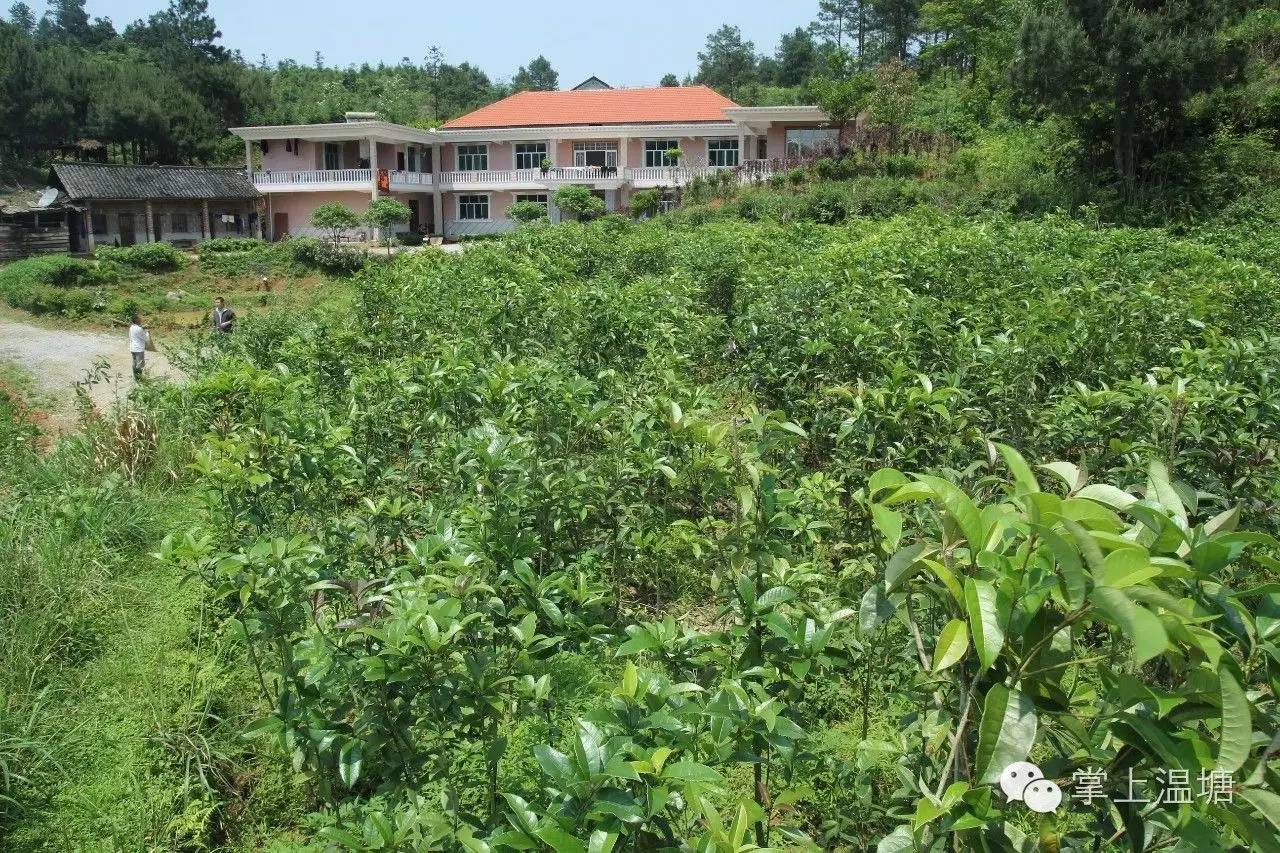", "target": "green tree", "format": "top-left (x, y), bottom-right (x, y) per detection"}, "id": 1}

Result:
top-left (552, 184), bottom-right (605, 221)
top-left (512, 55), bottom-right (558, 92)
top-left (1014, 0), bottom-right (1250, 191)
top-left (870, 0), bottom-right (922, 61)
top-left (772, 27), bottom-right (821, 86)
top-left (311, 202), bottom-right (362, 246)
top-left (6, 2), bottom-right (34, 34)
top-left (695, 25), bottom-right (758, 96)
top-left (363, 197), bottom-right (411, 256)
top-left (660, 73), bottom-right (679, 87)
top-left (814, 0), bottom-right (865, 55)
top-left (807, 49), bottom-right (875, 149)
